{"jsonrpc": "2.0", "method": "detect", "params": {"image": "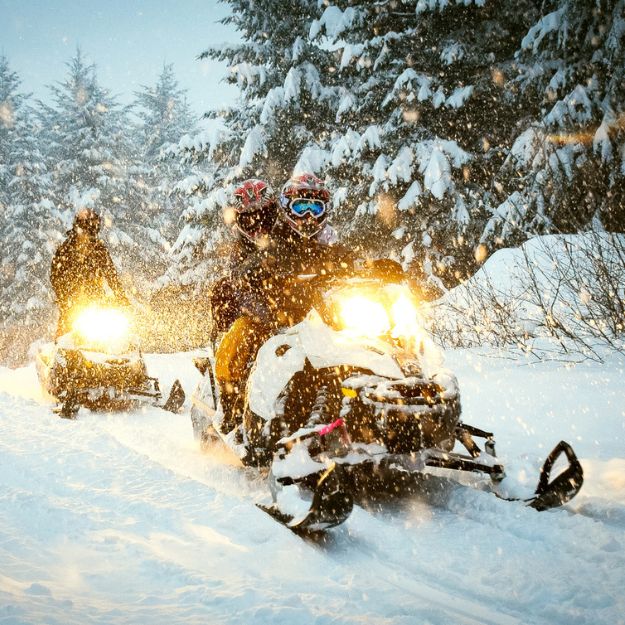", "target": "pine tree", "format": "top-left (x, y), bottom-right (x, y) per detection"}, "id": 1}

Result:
top-left (40, 50), bottom-right (129, 218)
top-left (134, 63), bottom-right (196, 161)
top-left (484, 0), bottom-right (625, 244)
top-left (307, 0), bottom-right (541, 288)
top-left (40, 50), bottom-right (157, 294)
top-left (131, 63), bottom-right (197, 259)
top-left (168, 0), bottom-right (340, 288)
top-left (0, 57), bottom-right (58, 365)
